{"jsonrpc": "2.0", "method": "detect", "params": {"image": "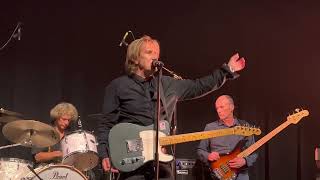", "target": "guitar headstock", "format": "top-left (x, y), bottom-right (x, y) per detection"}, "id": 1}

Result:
top-left (233, 126), bottom-right (261, 136)
top-left (287, 109), bottom-right (309, 124)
